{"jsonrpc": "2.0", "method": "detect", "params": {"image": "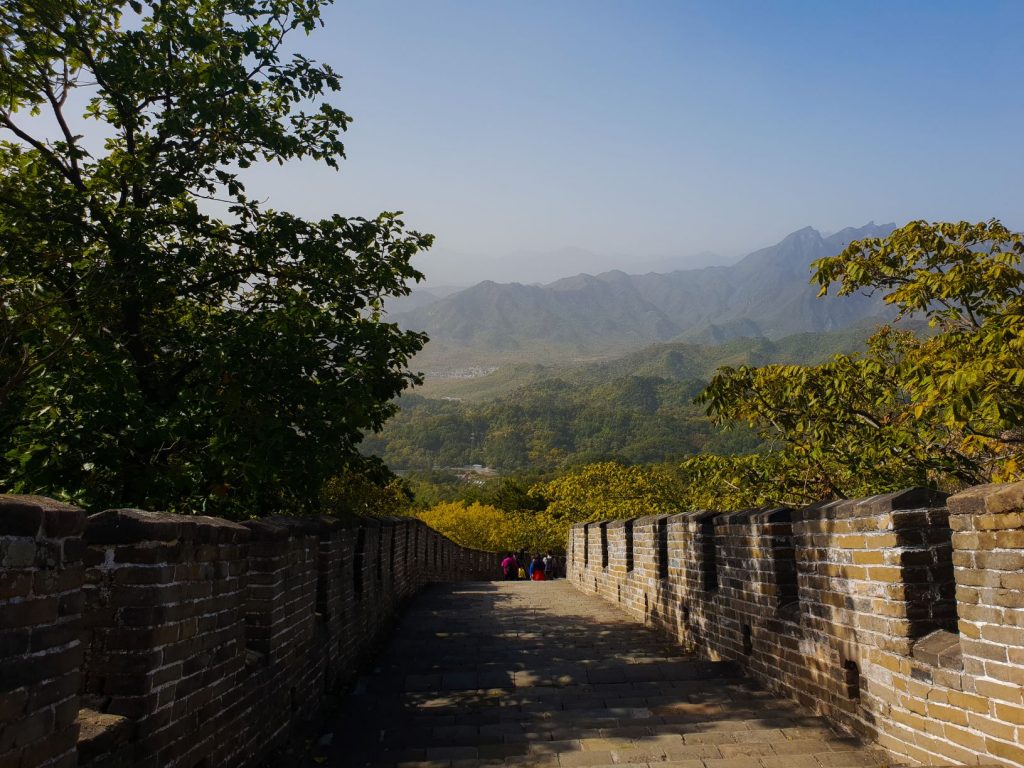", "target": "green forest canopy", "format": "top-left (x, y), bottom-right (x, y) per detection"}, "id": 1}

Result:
top-left (0, 0), bottom-right (429, 515)
top-left (362, 328), bottom-right (877, 473)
